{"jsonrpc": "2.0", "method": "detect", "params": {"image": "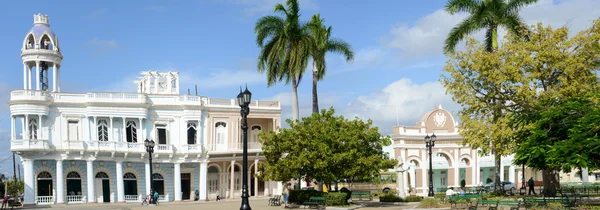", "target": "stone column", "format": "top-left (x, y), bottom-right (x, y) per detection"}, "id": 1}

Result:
top-left (37, 115), bottom-right (42, 139)
top-left (56, 160), bottom-right (65, 204)
top-left (454, 148), bottom-right (460, 187)
top-left (500, 156), bottom-right (505, 182)
top-left (28, 66), bottom-right (32, 89)
top-left (582, 168), bottom-right (590, 183)
top-left (145, 162), bottom-right (151, 195)
top-left (35, 61), bottom-right (40, 90)
top-left (11, 116), bottom-right (15, 140)
top-left (254, 159), bottom-right (259, 196)
top-left (24, 115), bottom-right (29, 139)
top-left (230, 160), bottom-right (235, 199)
top-left (57, 66), bottom-right (60, 92)
top-left (473, 149), bottom-right (480, 185)
top-left (93, 116), bottom-right (97, 141)
top-left (23, 63), bottom-right (27, 89)
top-left (109, 117), bottom-right (113, 141)
top-left (22, 159), bottom-right (34, 205)
top-left (509, 165), bottom-right (516, 184)
top-left (87, 160), bottom-right (95, 203)
top-left (122, 118), bottom-right (126, 142)
top-left (199, 161), bottom-right (208, 200)
top-left (174, 163), bottom-right (182, 201)
top-left (138, 118), bottom-right (143, 142)
top-left (116, 161), bottom-right (124, 203)
top-left (53, 63), bottom-right (57, 92)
